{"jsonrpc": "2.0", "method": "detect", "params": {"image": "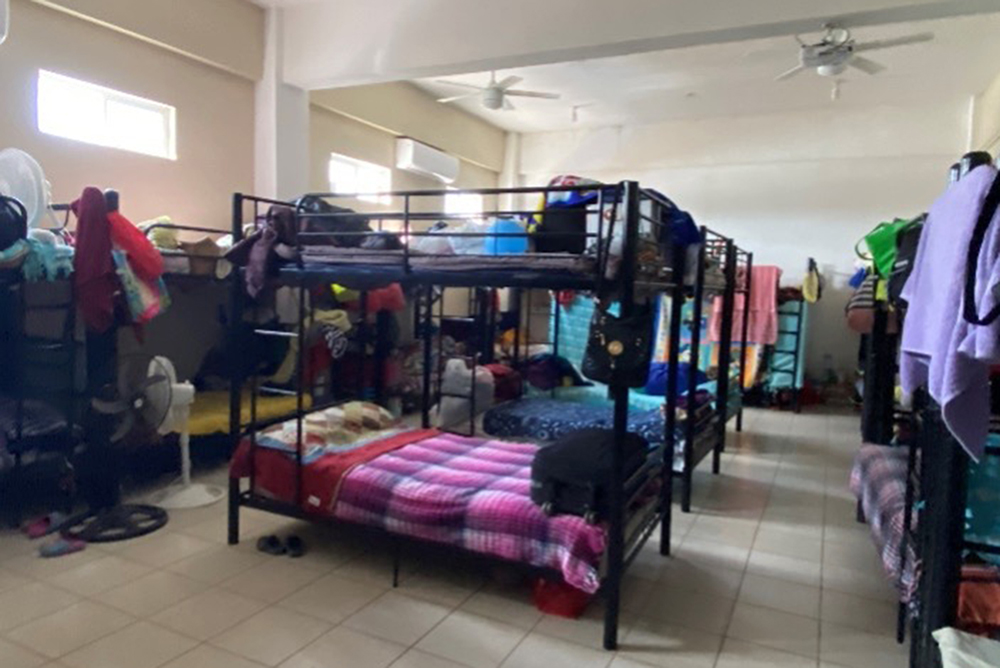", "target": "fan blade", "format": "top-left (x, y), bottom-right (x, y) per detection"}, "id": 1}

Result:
top-left (437, 93), bottom-right (478, 104)
top-left (849, 55), bottom-right (886, 75)
top-left (433, 80), bottom-right (483, 91)
top-left (775, 64), bottom-right (805, 81)
top-left (111, 410), bottom-right (135, 442)
top-left (91, 397), bottom-right (131, 414)
top-left (505, 89), bottom-right (560, 100)
top-left (495, 75), bottom-right (523, 90)
top-left (853, 32), bottom-right (933, 52)
top-left (502, 97), bottom-right (516, 111)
